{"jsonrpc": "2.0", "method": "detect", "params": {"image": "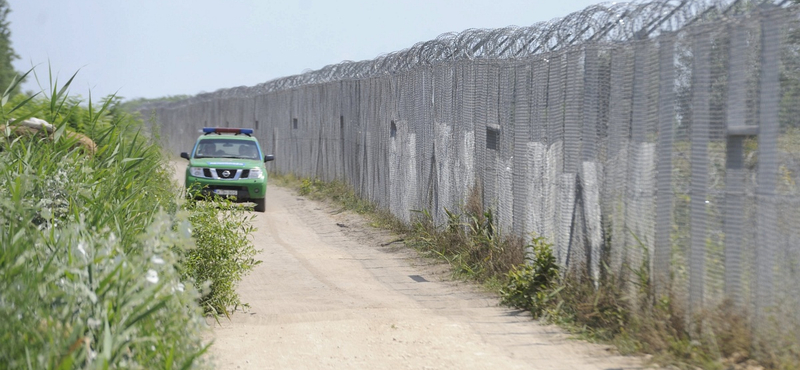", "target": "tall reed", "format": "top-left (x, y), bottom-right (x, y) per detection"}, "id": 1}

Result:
top-left (0, 70), bottom-right (210, 369)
